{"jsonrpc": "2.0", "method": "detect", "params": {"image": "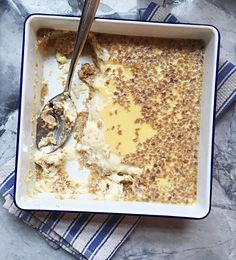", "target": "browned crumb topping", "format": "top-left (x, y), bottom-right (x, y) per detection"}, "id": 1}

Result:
top-left (73, 112), bottom-right (89, 142)
top-left (34, 30), bottom-right (204, 204)
top-left (78, 63), bottom-right (98, 87)
top-left (38, 132), bottom-right (57, 148)
top-left (36, 29), bottom-right (77, 57)
top-left (52, 97), bottom-right (77, 130)
top-left (40, 82), bottom-right (48, 106)
top-left (40, 106), bottom-right (57, 130)
top-left (78, 63), bottom-right (97, 79)
top-left (86, 33), bottom-right (204, 204)
top-left (54, 31), bottom-right (76, 57)
top-left (133, 128), bottom-right (140, 143)
top-left (36, 28), bottom-right (54, 50)
top-left (97, 120), bottom-right (103, 129)
top-left (34, 151), bottom-right (79, 194)
top-left (88, 164), bottom-right (114, 193)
